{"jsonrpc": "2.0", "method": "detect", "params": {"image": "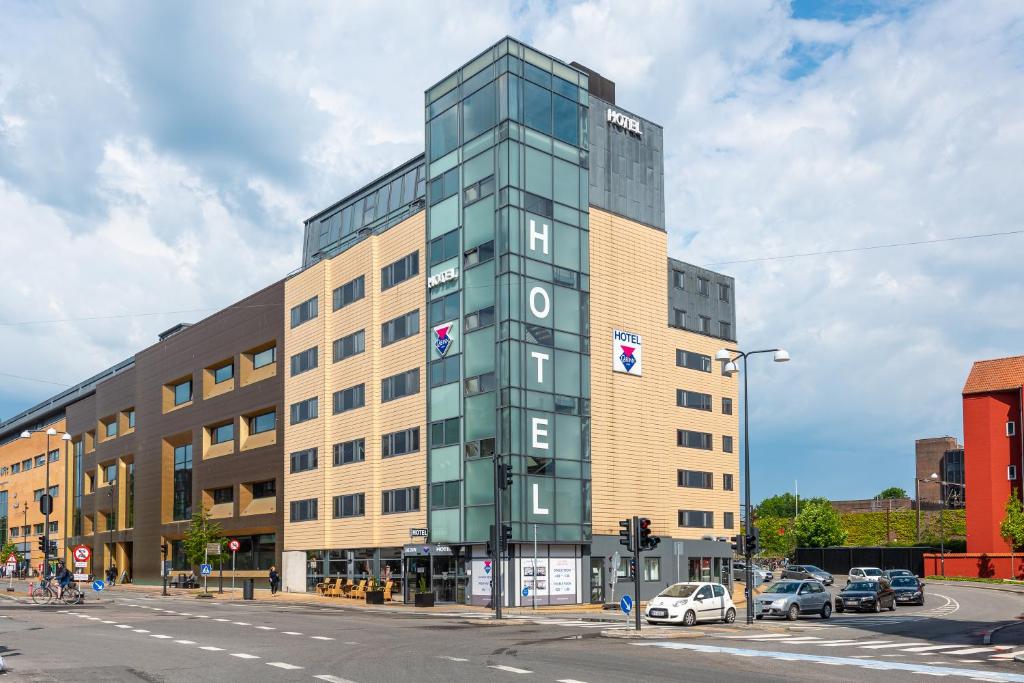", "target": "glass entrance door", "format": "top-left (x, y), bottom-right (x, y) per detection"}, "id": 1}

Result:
top-left (590, 558), bottom-right (604, 603)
